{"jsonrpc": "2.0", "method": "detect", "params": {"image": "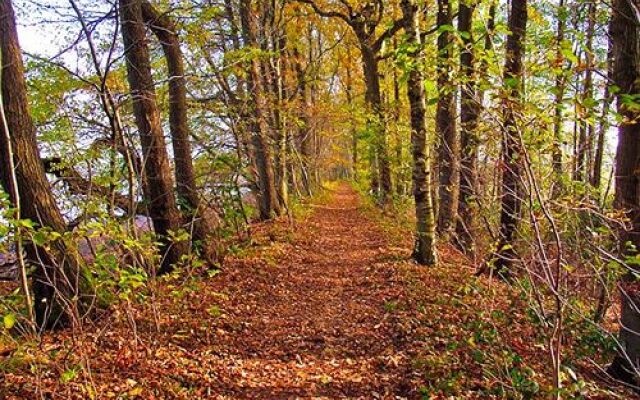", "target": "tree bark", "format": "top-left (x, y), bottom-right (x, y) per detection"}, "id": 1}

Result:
top-left (455, 1), bottom-right (479, 255)
top-left (491, 0), bottom-right (527, 276)
top-left (119, 0), bottom-right (188, 274)
top-left (0, 0), bottom-right (92, 328)
top-left (436, 0), bottom-right (459, 236)
top-left (360, 41), bottom-right (392, 204)
top-left (293, 47), bottom-right (314, 196)
top-left (140, 2), bottom-right (218, 264)
top-left (401, 0), bottom-right (437, 266)
top-left (607, 0), bottom-right (640, 385)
